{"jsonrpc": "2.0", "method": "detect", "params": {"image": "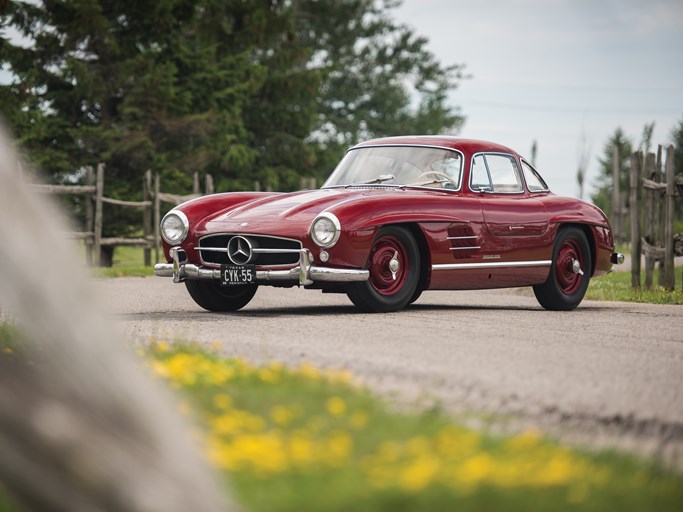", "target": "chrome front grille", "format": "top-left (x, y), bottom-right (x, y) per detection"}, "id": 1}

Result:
top-left (198, 234), bottom-right (302, 267)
